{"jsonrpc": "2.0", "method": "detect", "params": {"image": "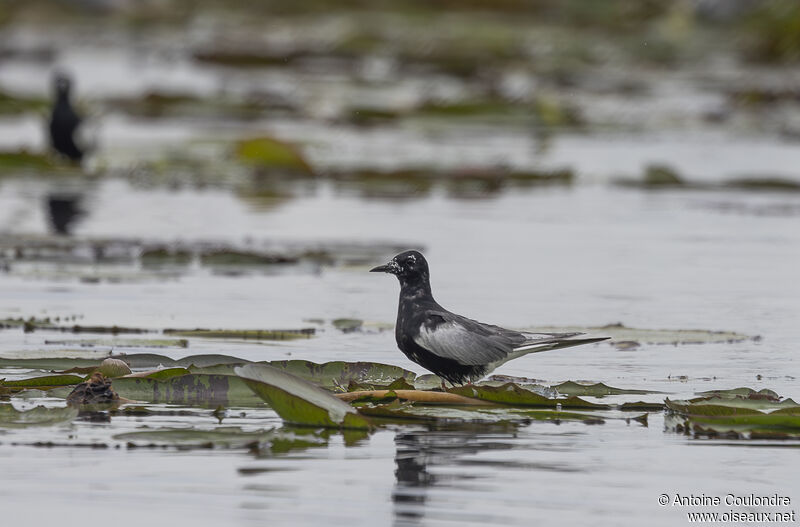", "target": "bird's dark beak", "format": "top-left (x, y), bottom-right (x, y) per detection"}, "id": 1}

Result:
top-left (370, 260), bottom-right (399, 274)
